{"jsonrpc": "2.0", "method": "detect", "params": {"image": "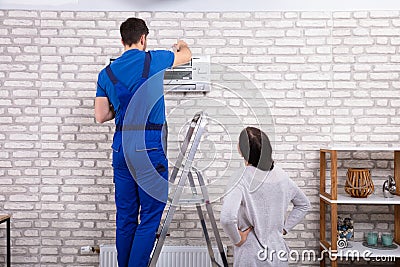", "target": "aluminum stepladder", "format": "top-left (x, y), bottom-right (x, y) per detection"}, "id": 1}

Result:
top-left (148, 112), bottom-right (228, 267)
